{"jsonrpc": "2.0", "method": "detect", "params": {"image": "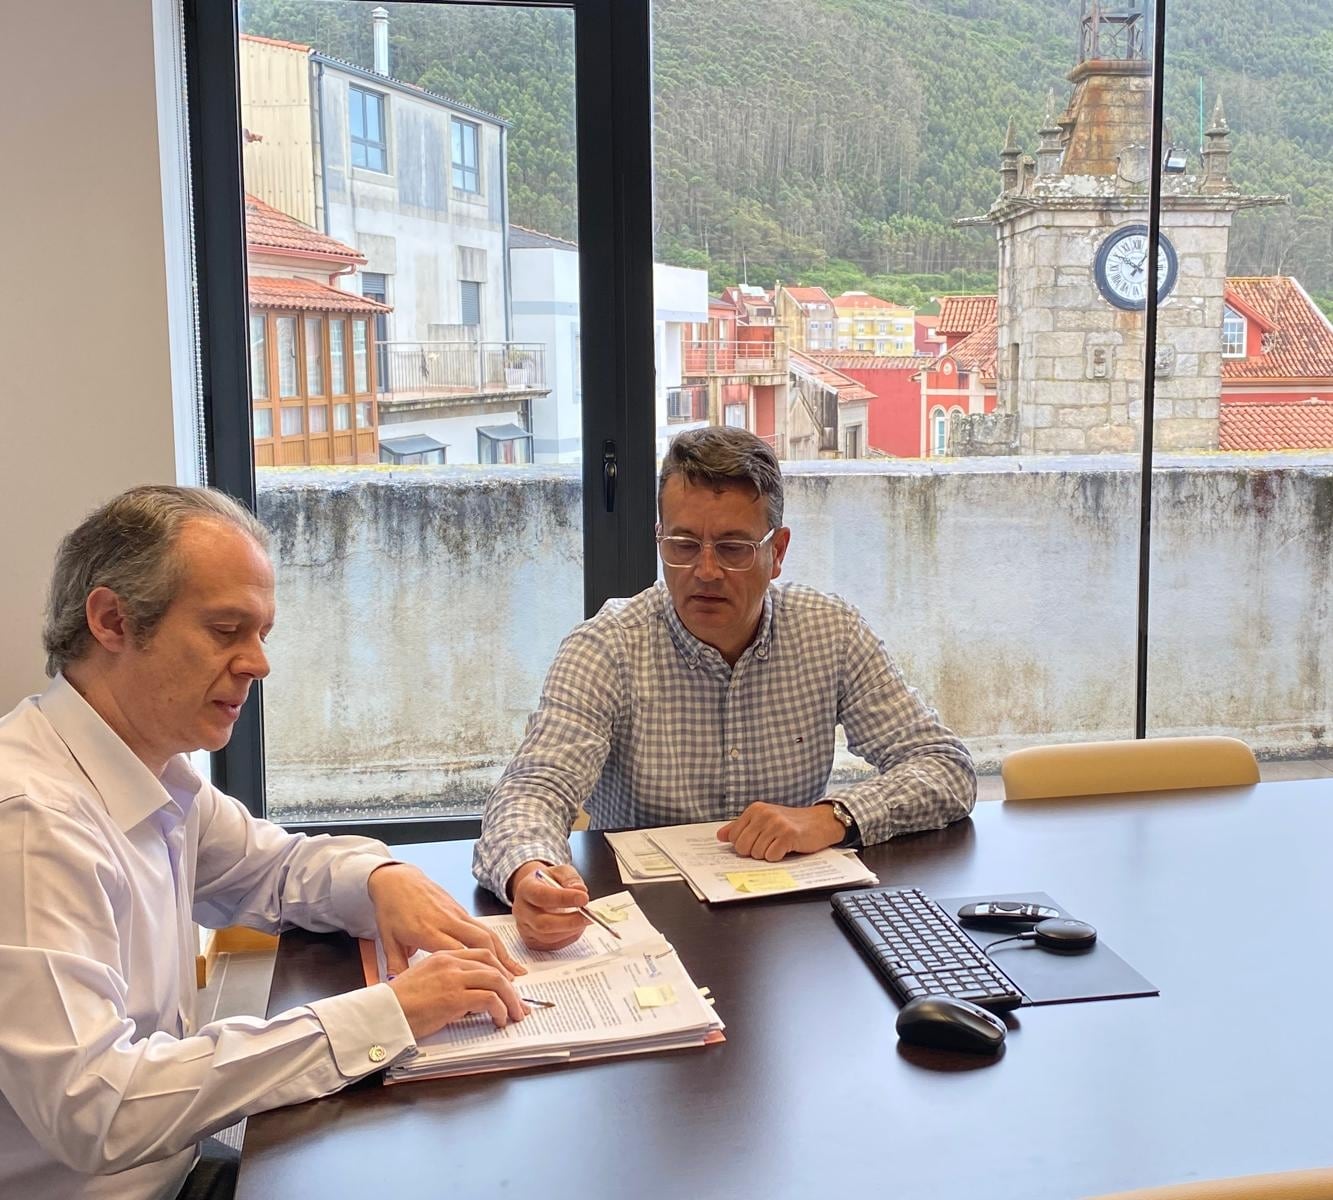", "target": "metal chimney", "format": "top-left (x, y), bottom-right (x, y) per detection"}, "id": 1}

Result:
top-left (371, 7), bottom-right (389, 75)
